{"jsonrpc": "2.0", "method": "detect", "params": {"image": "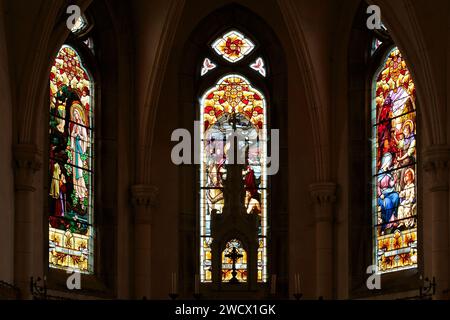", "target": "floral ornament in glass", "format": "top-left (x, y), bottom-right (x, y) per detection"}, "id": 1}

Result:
top-left (250, 57), bottom-right (266, 77)
top-left (201, 58), bottom-right (217, 76)
top-left (212, 30), bottom-right (255, 63)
